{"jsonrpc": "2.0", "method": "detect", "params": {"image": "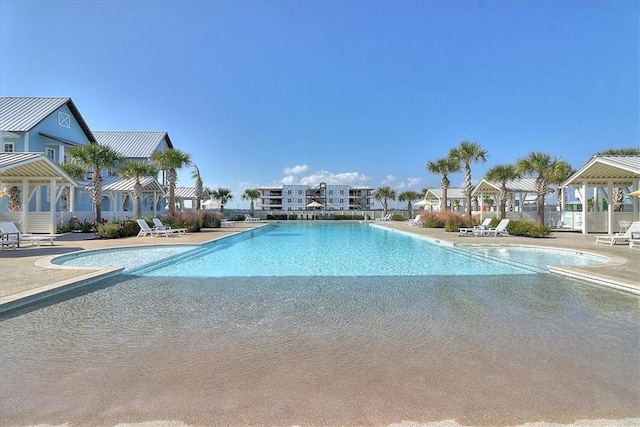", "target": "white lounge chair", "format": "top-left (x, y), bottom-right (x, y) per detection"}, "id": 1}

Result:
top-left (153, 218), bottom-right (187, 234)
top-left (406, 214), bottom-right (422, 227)
top-left (376, 213), bottom-right (391, 222)
top-left (244, 214), bottom-right (260, 222)
top-left (595, 221), bottom-right (640, 246)
top-left (458, 218), bottom-right (492, 236)
top-left (221, 219), bottom-right (235, 228)
top-left (630, 235), bottom-right (640, 249)
top-left (0, 221), bottom-right (55, 247)
top-left (474, 219), bottom-right (510, 237)
top-left (136, 219), bottom-right (172, 237)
